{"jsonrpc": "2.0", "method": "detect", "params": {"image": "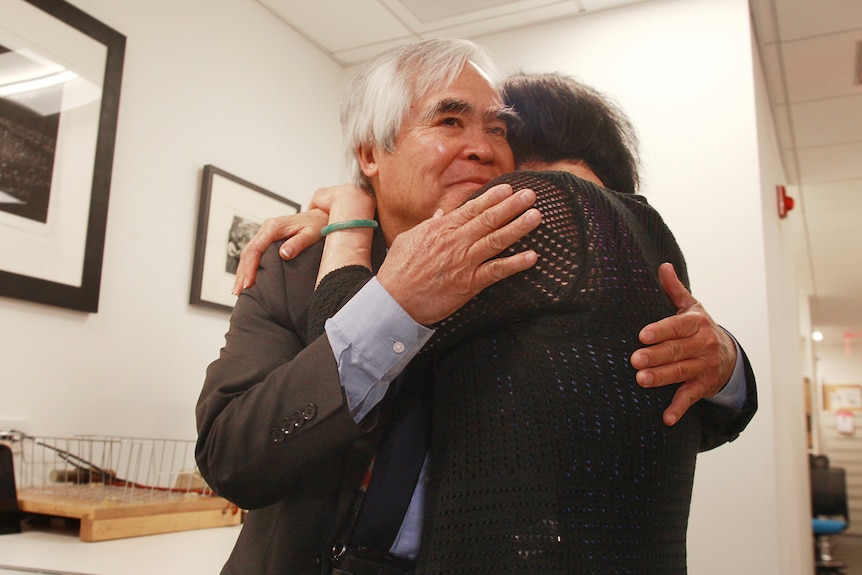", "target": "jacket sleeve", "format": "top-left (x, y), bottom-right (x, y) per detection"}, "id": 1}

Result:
top-left (697, 345), bottom-right (758, 451)
top-left (195, 244), bottom-right (365, 510)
